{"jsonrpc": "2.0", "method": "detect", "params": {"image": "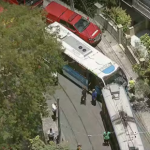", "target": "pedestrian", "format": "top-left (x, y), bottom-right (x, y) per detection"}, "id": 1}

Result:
top-left (103, 131), bottom-right (111, 146)
top-left (129, 77), bottom-right (135, 94)
top-left (92, 89), bottom-right (97, 106)
top-left (81, 87), bottom-right (87, 105)
top-left (52, 102), bottom-right (57, 121)
top-left (77, 143), bottom-right (82, 150)
top-left (48, 128), bottom-right (55, 142)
